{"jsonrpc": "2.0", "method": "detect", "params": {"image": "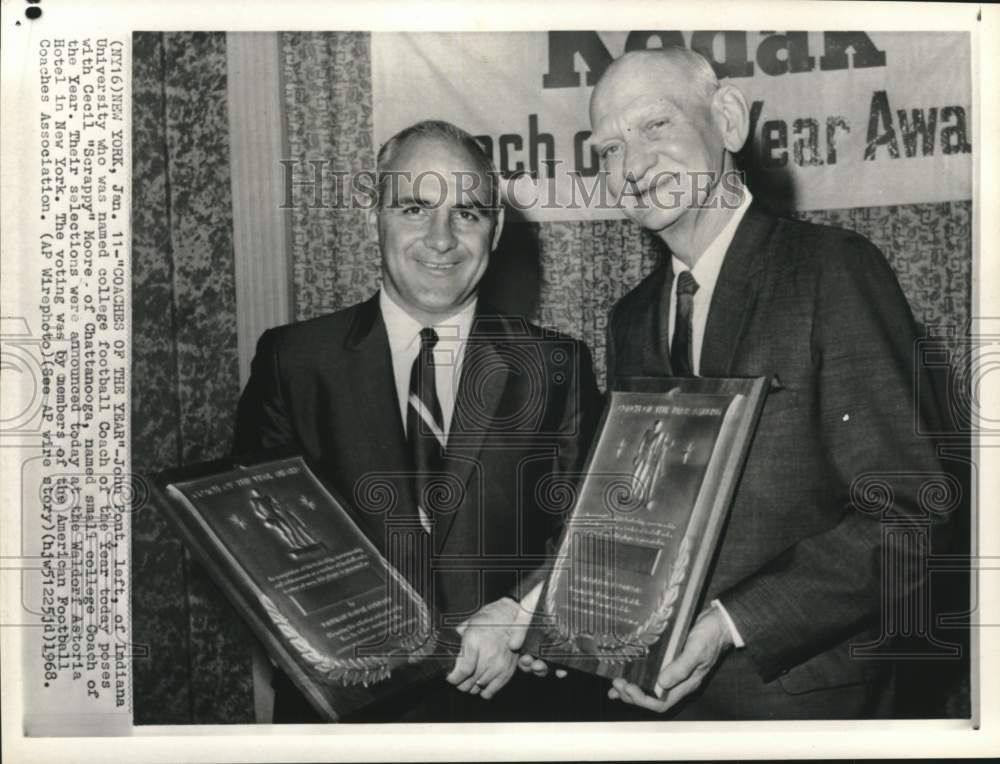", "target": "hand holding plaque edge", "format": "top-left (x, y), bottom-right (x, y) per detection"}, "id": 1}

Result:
top-left (516, 653), bottom-right (568, 679)
top-left (608, 605), bottom-right (733, 712)
top-left (514, 582), bottom-right (568, 679)
top-left (447, 597), bottom-right (527, 699)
